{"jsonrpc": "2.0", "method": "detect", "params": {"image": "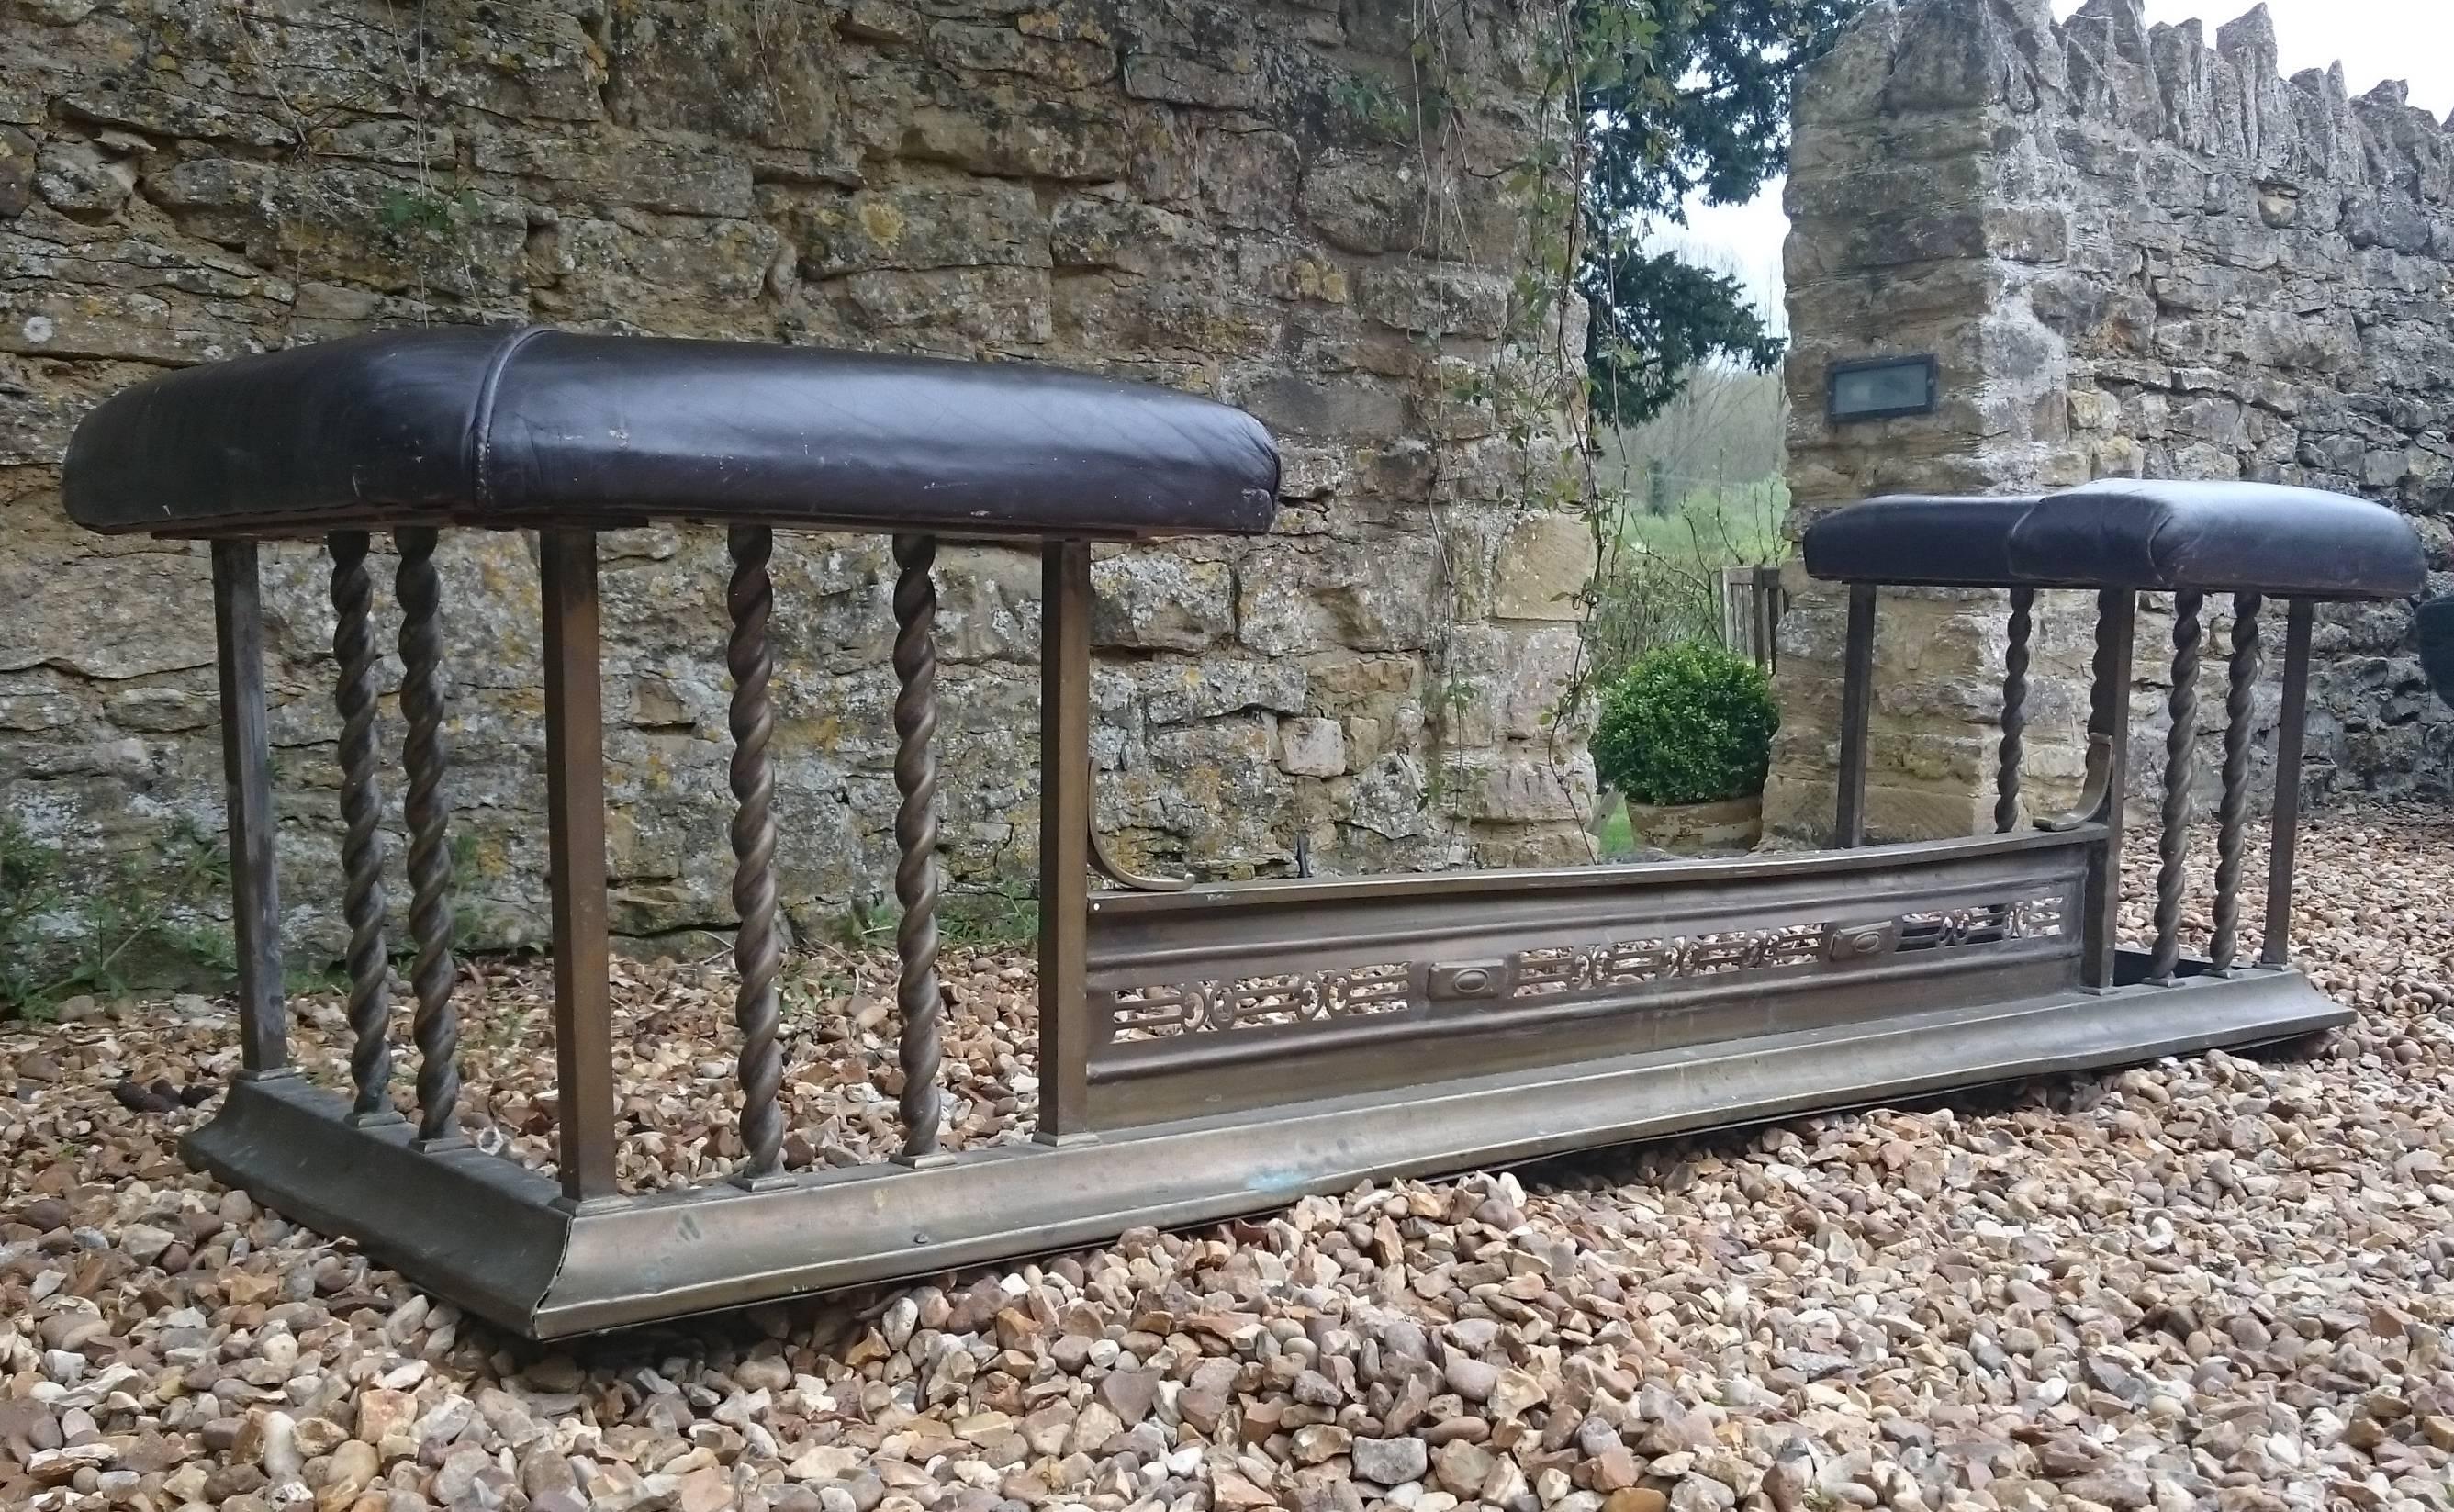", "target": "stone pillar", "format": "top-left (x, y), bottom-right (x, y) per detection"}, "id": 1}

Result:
top-left (1769, 0), bottom-right (2453, 839)
top-left (1766, 0), bottom-right (2096, 843)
